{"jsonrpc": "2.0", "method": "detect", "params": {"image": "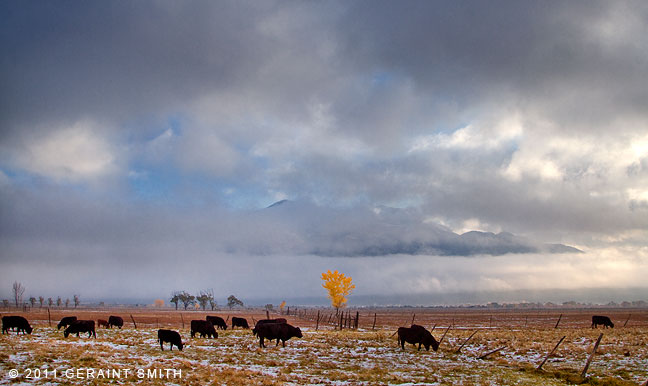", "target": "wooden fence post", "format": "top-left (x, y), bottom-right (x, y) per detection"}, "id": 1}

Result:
top-left (554, 314), bottom-right (562, 329)
top-left (372, 313), bottom-right (377, 330)
top-left (316, 310), bottom-right (320, 331)
top-left (479, 346), bottom-right (505, 360)
top-left (266, 310), bottom-right (270, 319)
top-left (581, 333), bottom-right (604, 378)
top-left (439, 324), bottom-right (452, 346)
top-left (411, 313), bottom-right (416, 325)
top-left (130, 314), bottom-right (137, 329)
top-left (455, 330), bottom-right (479, 353)
top-left (355, 311), bottom-right (359, 329)
top-left (47, 308), bottom-right (52, 327)
top-left (537, 335), bottom-right (566, 370)
top-left (180, 313), bottom-right (184, 329)
top-left (624, 314), bottom-right (631, 327)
